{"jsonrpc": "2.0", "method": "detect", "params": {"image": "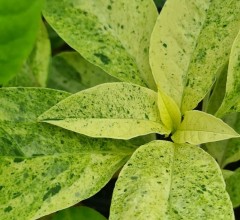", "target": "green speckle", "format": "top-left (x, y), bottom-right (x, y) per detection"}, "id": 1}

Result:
top-left (43, 184), bottom-right (61, 201)
top-left (4, 206), bottom-right (13, 213)
top-left (13, 157), bottom-right (25, 163)
top-left (107, 5), bottom-right (112, 10)
top-left (131, 176), bottom-right (138, 180)
top-left (163, 43), bottom-right (167, 48)
top-left (94, 53), bottom-right (111, 65)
